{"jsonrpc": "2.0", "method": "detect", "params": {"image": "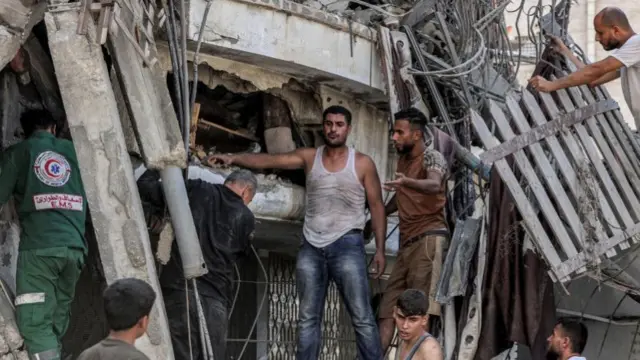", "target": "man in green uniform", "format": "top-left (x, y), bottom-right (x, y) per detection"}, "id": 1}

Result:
top-left (0, 109), bottom-right (87, 360)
